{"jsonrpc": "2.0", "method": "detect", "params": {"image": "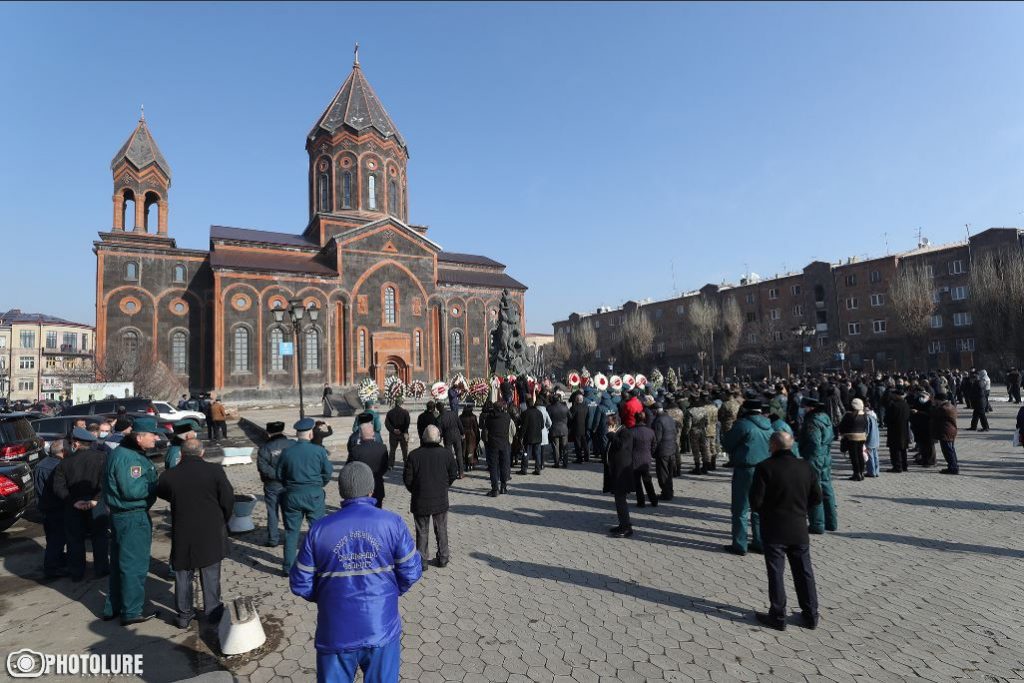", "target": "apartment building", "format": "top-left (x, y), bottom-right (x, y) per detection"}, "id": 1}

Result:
top-left (1, 309), bottom-right (95, 402)
top-left (554, 227), bottom-right (1023, 374)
